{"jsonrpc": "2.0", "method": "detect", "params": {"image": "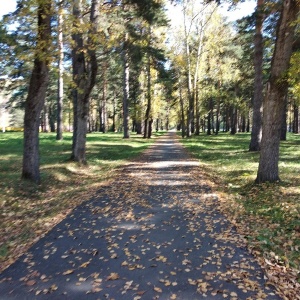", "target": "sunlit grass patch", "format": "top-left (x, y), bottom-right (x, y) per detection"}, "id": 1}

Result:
top-left (0, 131), bottom-right (158, 271)
top-left (181, 132), bottom-right (300, 270)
